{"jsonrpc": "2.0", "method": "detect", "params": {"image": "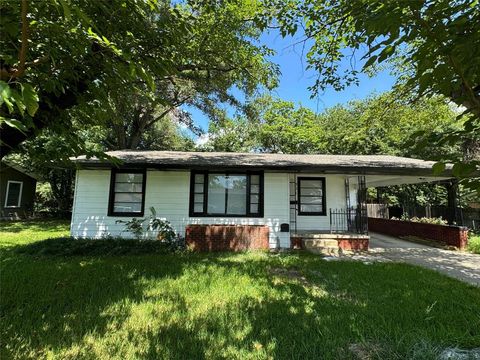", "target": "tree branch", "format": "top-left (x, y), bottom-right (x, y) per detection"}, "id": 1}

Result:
top-left (177, 64), bottom-right (238, 73)
top-left (11, 0), bottom-right (29, 79)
